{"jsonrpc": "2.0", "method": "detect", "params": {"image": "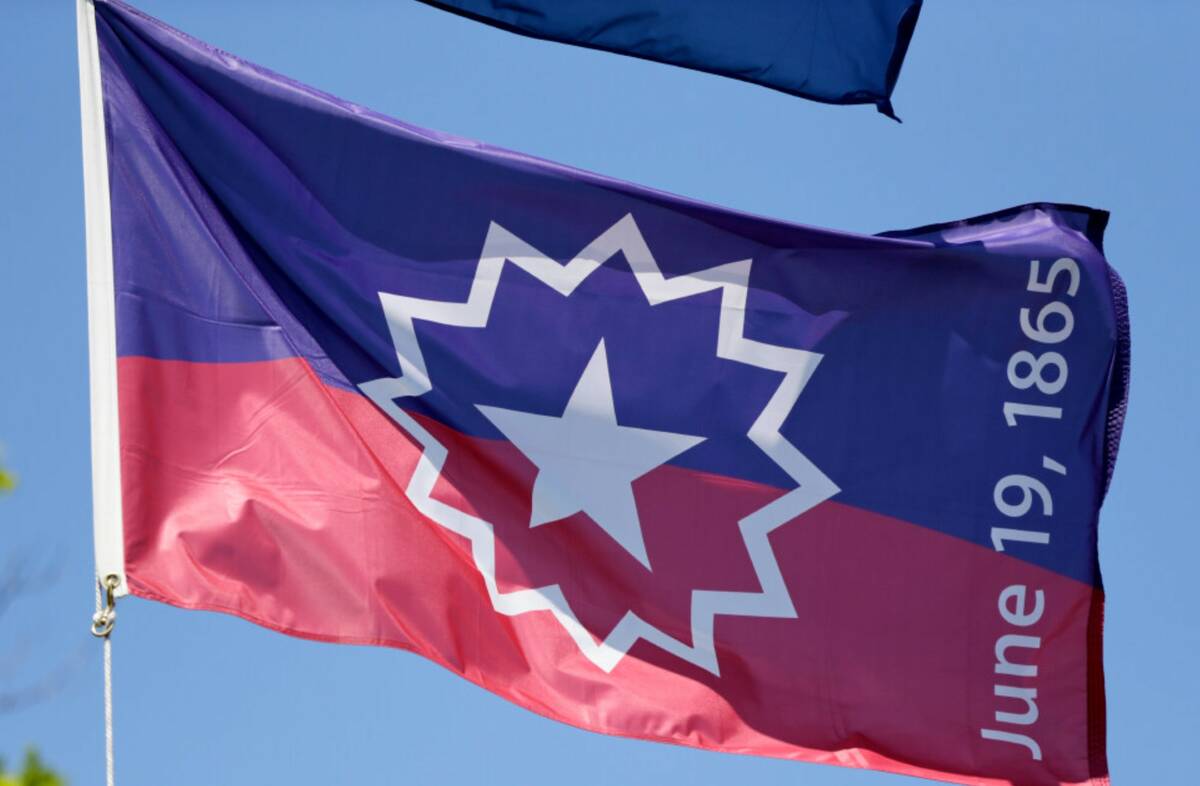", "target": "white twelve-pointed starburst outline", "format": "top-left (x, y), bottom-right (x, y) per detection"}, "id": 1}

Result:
top-left (360, 214), bottom-right (839, 675)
